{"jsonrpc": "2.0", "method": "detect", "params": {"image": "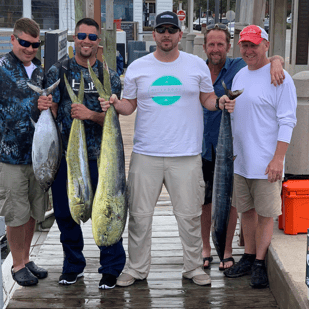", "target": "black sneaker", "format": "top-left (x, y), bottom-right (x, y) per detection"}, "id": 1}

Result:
top-left (224, 253), bottom-right (256, 278)
top-left (250, 260), bottom-right (269, 288)
top-left (59, 272), bottom-right (84, 285)
top-left (99, 274), bottom-right (117, 290)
